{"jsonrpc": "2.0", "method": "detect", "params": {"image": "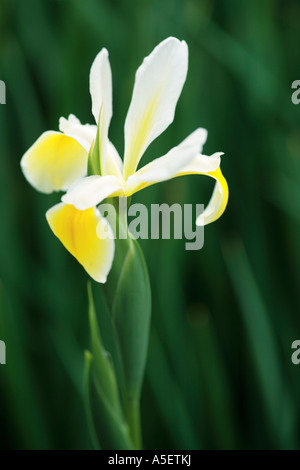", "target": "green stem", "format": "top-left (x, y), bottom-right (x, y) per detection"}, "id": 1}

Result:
top-left (126, 397), bottom-right (142, 450)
